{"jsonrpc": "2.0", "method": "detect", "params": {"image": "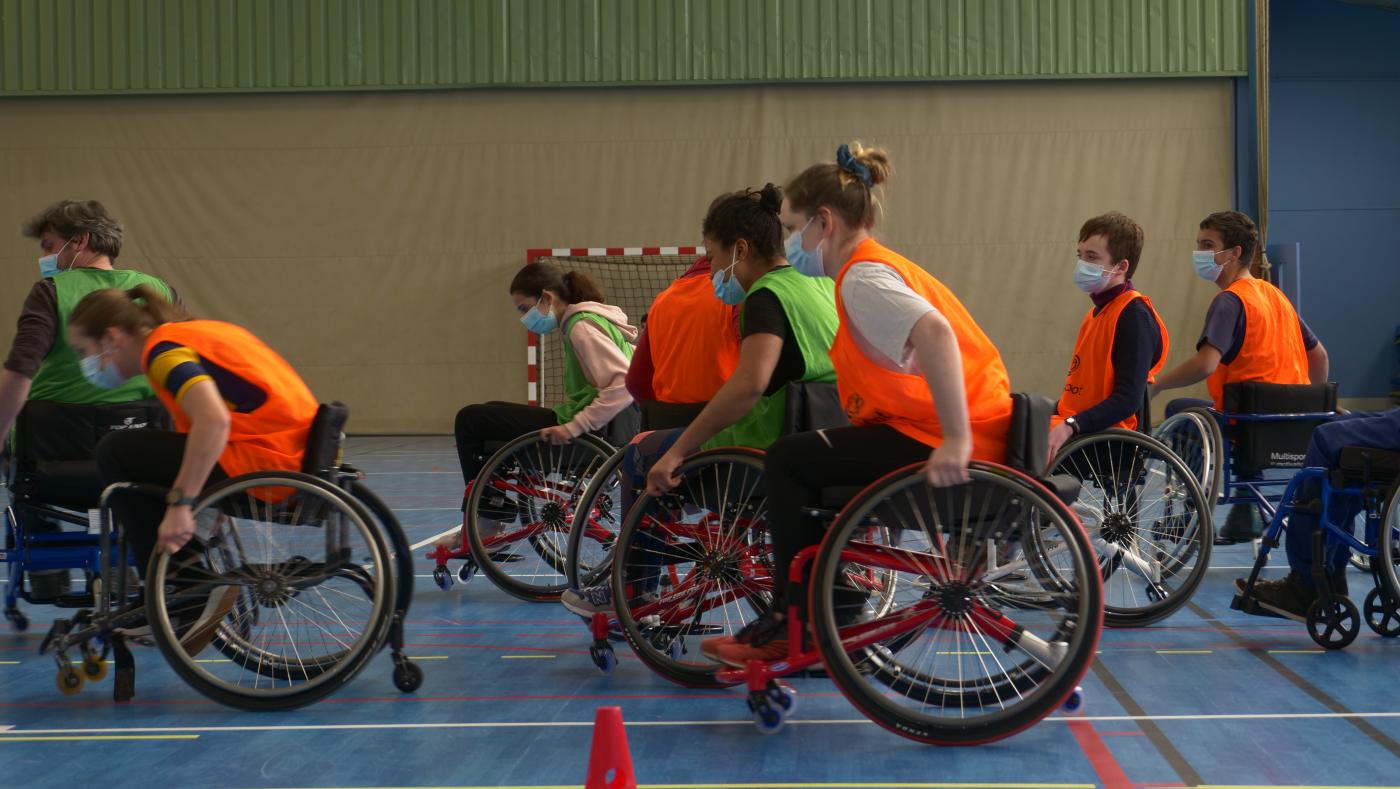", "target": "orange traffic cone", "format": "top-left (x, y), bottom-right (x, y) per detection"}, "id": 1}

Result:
top-left (584, 706), bottom-right (637, 789)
